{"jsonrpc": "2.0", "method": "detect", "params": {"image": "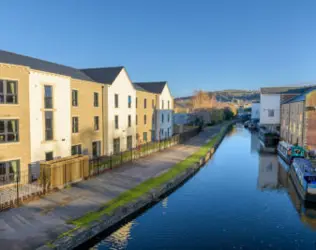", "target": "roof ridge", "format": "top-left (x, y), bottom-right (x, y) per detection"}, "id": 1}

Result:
top-left (81, 66), bottom-right (124, 70)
